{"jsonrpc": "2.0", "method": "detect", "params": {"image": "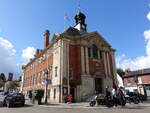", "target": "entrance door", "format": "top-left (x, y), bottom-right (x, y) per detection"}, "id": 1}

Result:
top-left (95, 78), bottom-right (103, 94)
top-left (70, 88), bottom-right (75, 102)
